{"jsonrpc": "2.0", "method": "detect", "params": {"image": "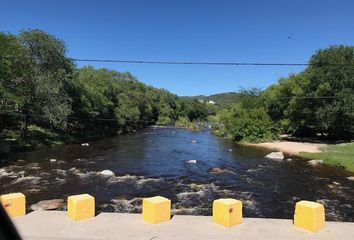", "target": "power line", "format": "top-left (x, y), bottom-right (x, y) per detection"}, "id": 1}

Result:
top-left (1, 55), bottom-right (354, 67)
top-left (70, 58), bottom-right (309, 66)
top-left (1, 112), bottom-right (352, 128)
top-left (69, 58), bottom-right (354, 68)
